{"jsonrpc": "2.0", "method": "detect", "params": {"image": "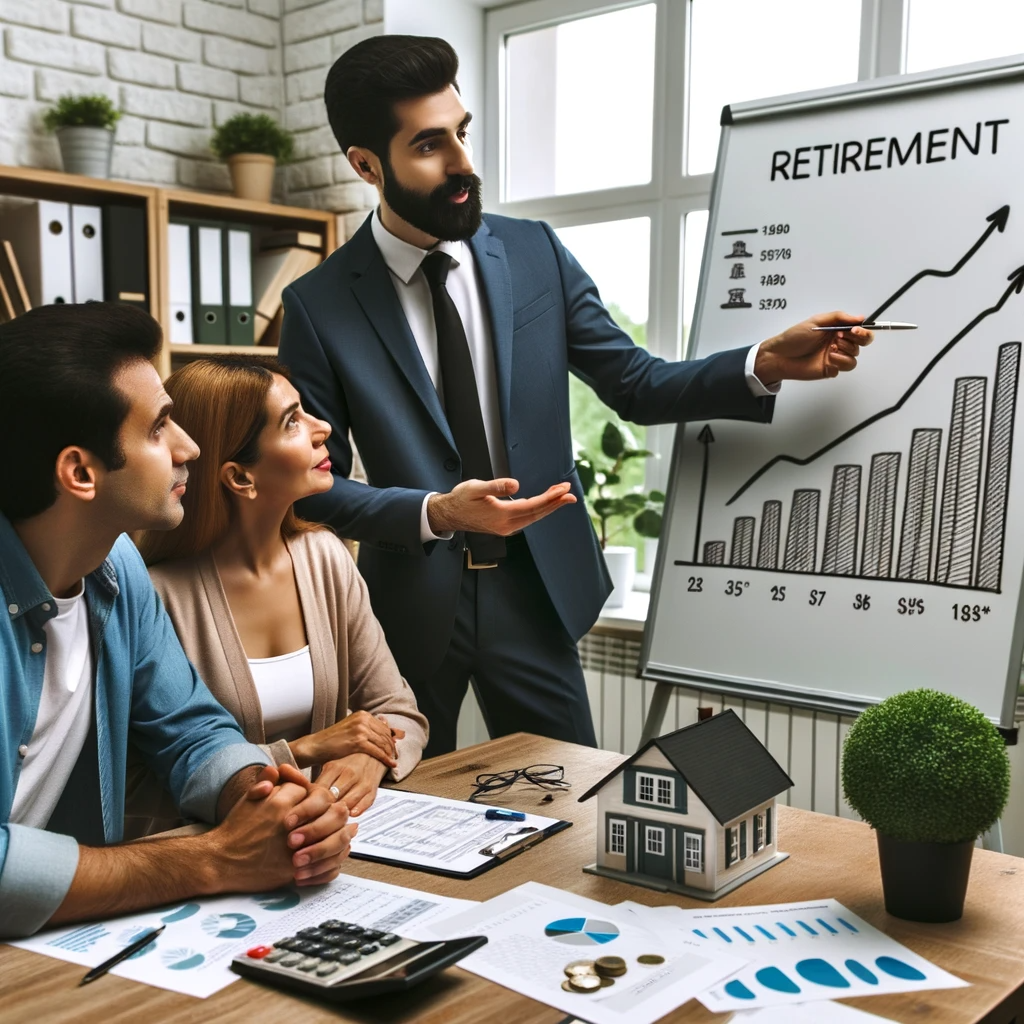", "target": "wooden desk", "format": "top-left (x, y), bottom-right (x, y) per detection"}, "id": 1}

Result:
top-left (3, 734), bottom-right (1024, 1023)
